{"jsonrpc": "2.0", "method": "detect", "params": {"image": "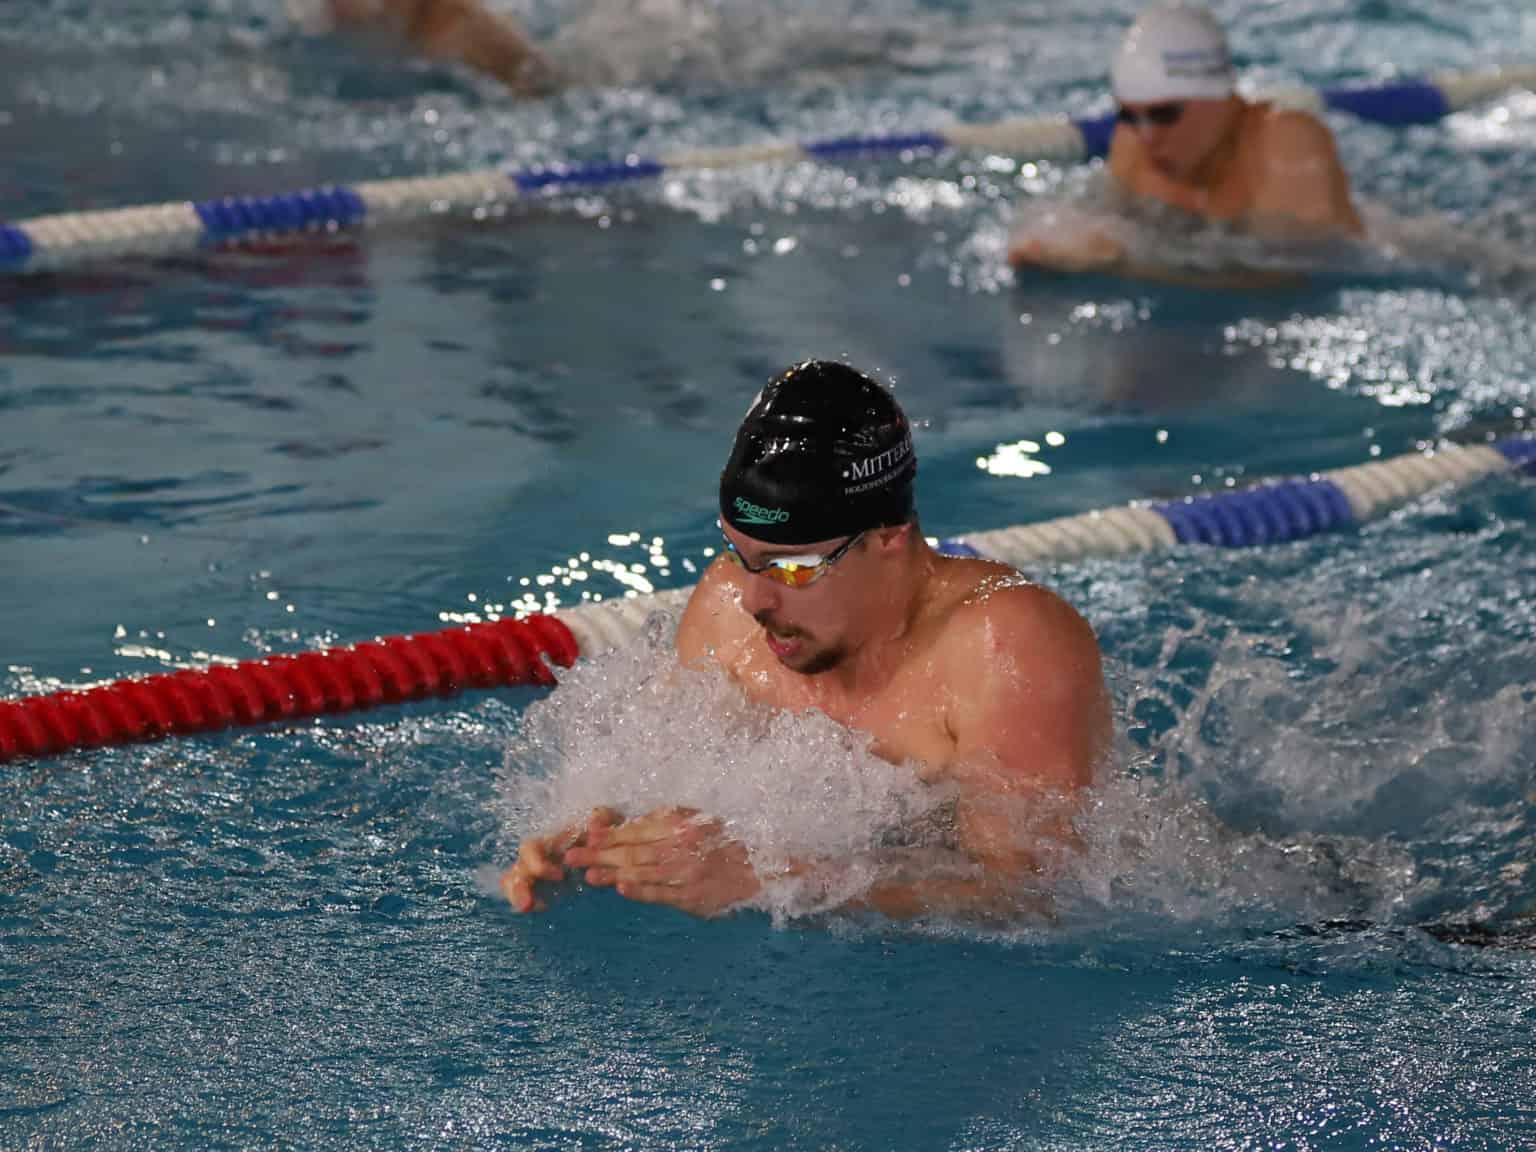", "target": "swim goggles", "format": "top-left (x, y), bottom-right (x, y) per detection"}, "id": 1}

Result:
top-left (1116, 102), bottom-right (1185, 127)
top-left (721, 531), bottom-right (865, 588)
